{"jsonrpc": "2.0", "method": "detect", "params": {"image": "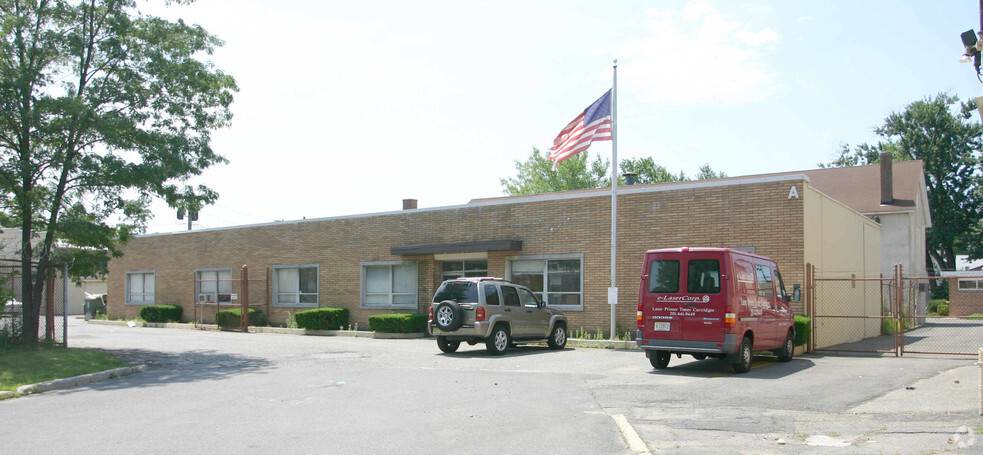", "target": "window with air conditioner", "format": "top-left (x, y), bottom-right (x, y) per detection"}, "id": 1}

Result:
top-left (196, 268), bottom-right (233, 304)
